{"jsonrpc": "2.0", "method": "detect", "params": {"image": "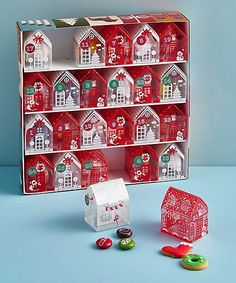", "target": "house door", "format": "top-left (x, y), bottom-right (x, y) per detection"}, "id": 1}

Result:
top-left (64, 172), bottom-right (73, 188)
top-left (81, 48), bottom-right (91, 64)
top-left (62, 131), bottom-right (72, 149)
top-left (35, 92), bottom-right (44, 111)
top-left (136, 125), bottom-right (146, 141)
top-left (35, 172), bottom-right (46, 191)
top-left (55, 91), bottom-right (66, 107)
top-left (142, 164), bottom-right (151, 181)
top-left (163, 84), bottom-right (173, 100)
top-left (116, 87), bottom-right (125, 104)
top-left (89, 86), bottom-right (98, 107)
top-left (34, 50), bottom-right (43, 68)
top-left (169, 44), bottom-right (176, 60)
top-left (143, 85), bottom-right (152, 102)
top-left (90, 168), bottom-right (100, 185)
top-left (35, 134), bottom-right (44, 151)
top-left (142, 46), bottom-right (151, 61)
top-left (170, 125), bottom-right (177, 140)
top-left (168, 162), bottom-right (176, 178)
top-left (83, 130), bottom-right (93, 146)
top-left (117, 127), bottom-right (125, 144)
